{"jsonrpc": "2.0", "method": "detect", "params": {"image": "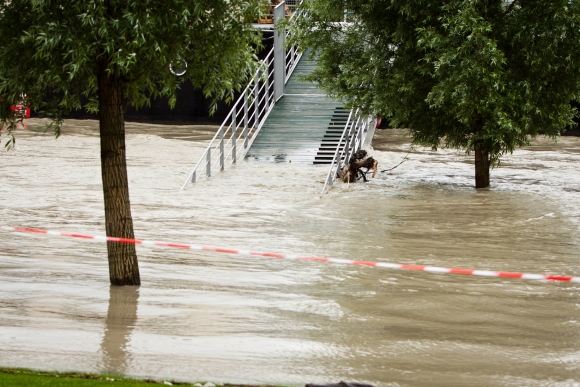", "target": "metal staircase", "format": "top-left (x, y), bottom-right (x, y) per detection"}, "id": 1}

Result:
top-left (314, 107), bottom-right (350, 164)
top-left (181, 1), bottom-right (375, 192)
top-left (246, 52), bottom-right (348, 163)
